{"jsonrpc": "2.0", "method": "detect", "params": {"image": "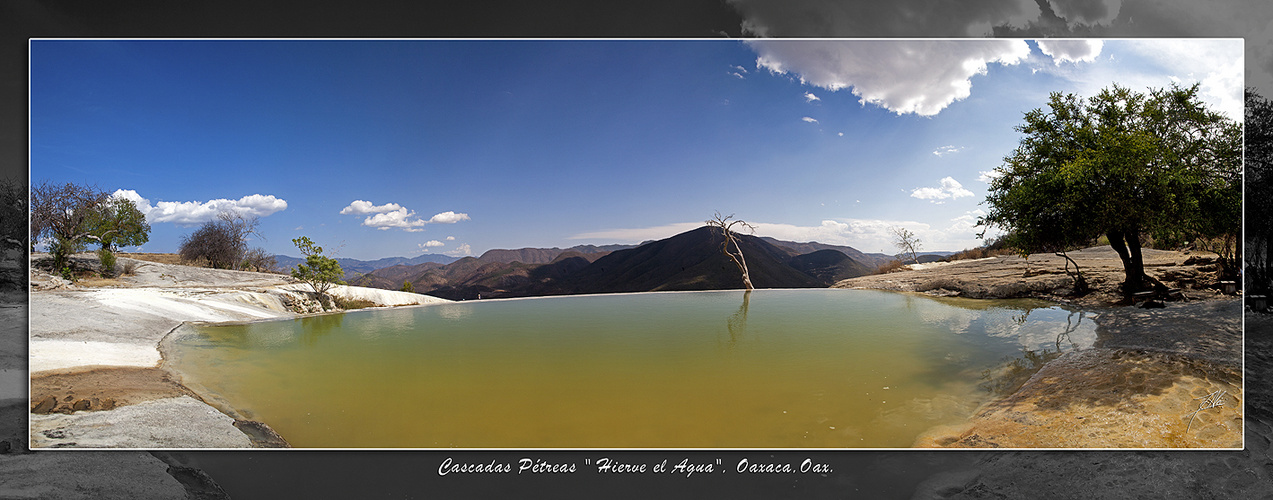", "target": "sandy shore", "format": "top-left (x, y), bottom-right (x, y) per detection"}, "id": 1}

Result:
top-left (27, 254), bottom-right (450, 449)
